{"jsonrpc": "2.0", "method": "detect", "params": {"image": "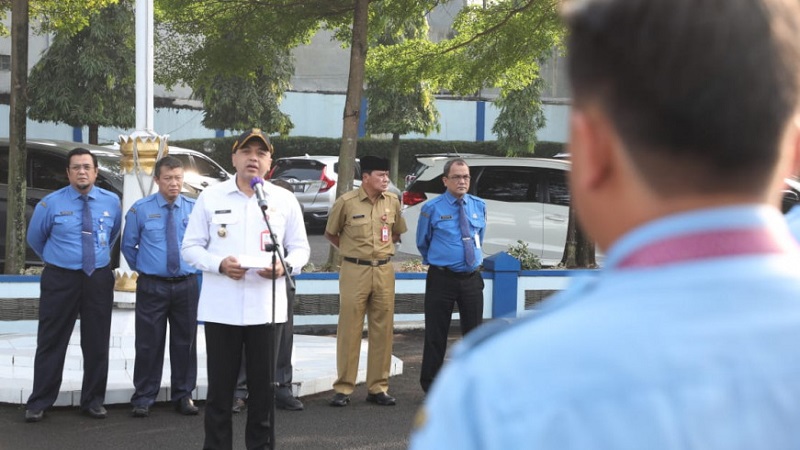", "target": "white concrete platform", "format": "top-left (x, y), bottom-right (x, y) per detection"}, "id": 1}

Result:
top-left (0, 310), bottom-right (403, 406)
